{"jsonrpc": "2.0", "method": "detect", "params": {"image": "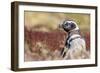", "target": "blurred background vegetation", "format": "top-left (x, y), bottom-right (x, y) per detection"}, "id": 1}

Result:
top-left (24, 11), bottom-right (90, 32)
